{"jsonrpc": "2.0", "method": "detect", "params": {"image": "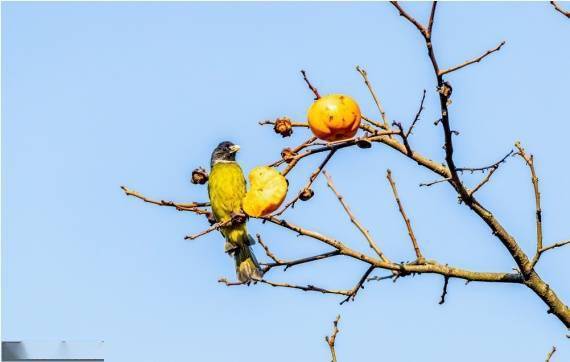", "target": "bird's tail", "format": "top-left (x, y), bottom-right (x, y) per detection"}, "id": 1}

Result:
top-left (233, 242), bottom-right (262, 283)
